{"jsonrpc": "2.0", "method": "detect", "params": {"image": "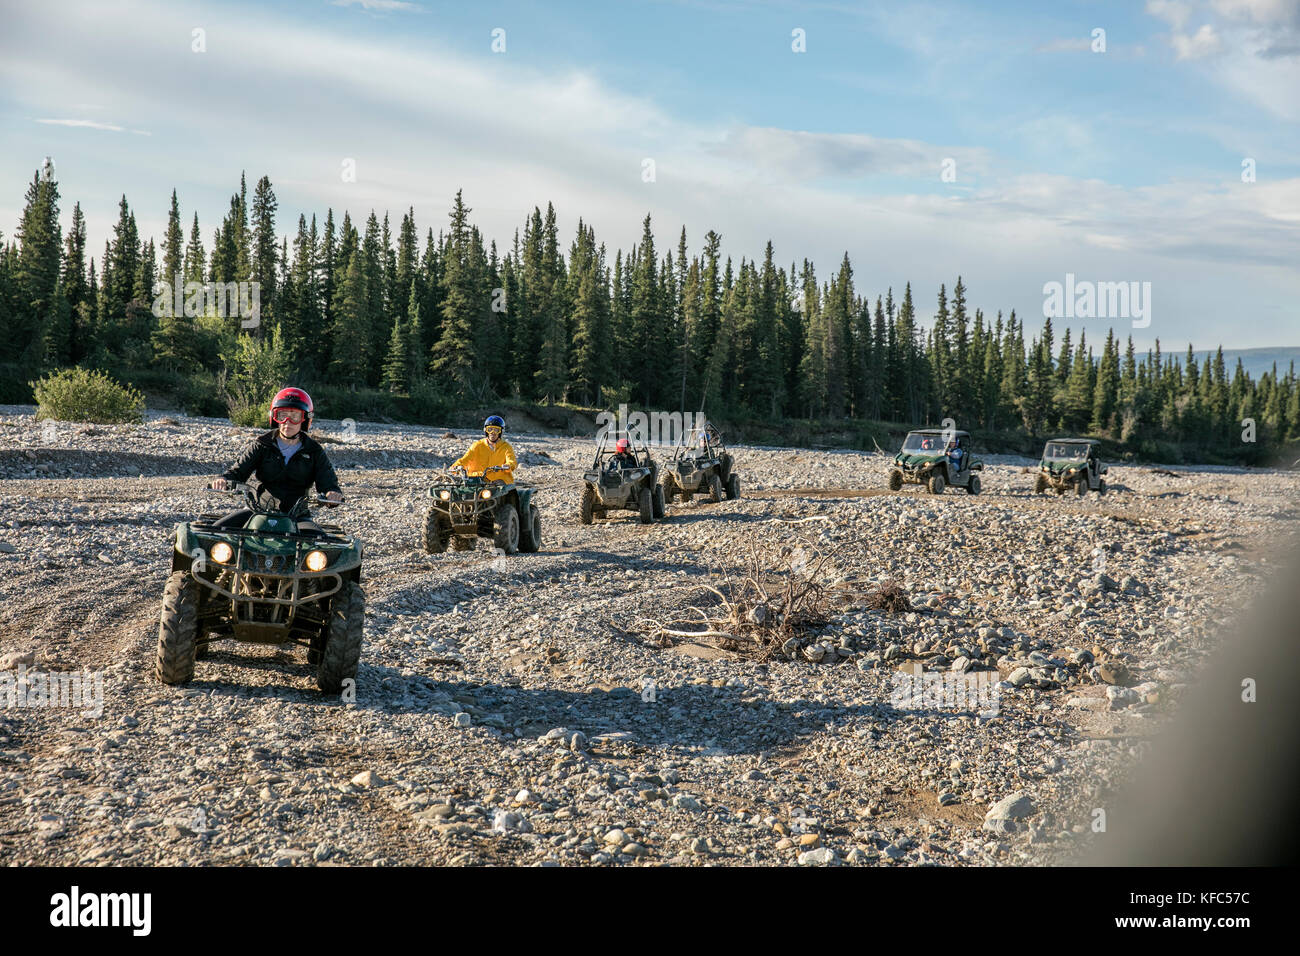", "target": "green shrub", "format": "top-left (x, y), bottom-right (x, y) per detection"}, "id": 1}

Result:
top-left (178, 372), bottom-right (228, 418)
top-left (31, 367), bottom-right (145, 424)
top-left (407, 382), bottom-right (456, 425)
top-left (222, 327), bottom-right (291, 426)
